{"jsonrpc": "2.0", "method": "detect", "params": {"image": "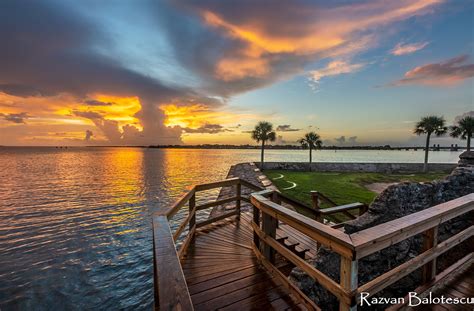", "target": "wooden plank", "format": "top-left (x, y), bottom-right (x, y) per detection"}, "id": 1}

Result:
top-left (422, 226), bottom-right (438, 283)
top-left (319, 203), bottom-right (366, 215)
top-left (251, 221), bottom-right (351, 305)
top-left (194, 177), bottom-right (239, 191)
top-left (357, 226), bottom-right (473, 299)
top-left (152, 215), bottom-right (193, 310)
top-left (251, 192), bottom-right (355, 258)
top-left (195, 210), bottom-right (239, 228)
top-left (252, 244), bottom-right (320, 311)
top-left (193, 277), bottom-right (282, 310)
top-left (352, 194), bottom-right (474, 259)
top-left (164, 187), bottom-right (195, 219)
top-left (195, 196), bottom-right (238, 211)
